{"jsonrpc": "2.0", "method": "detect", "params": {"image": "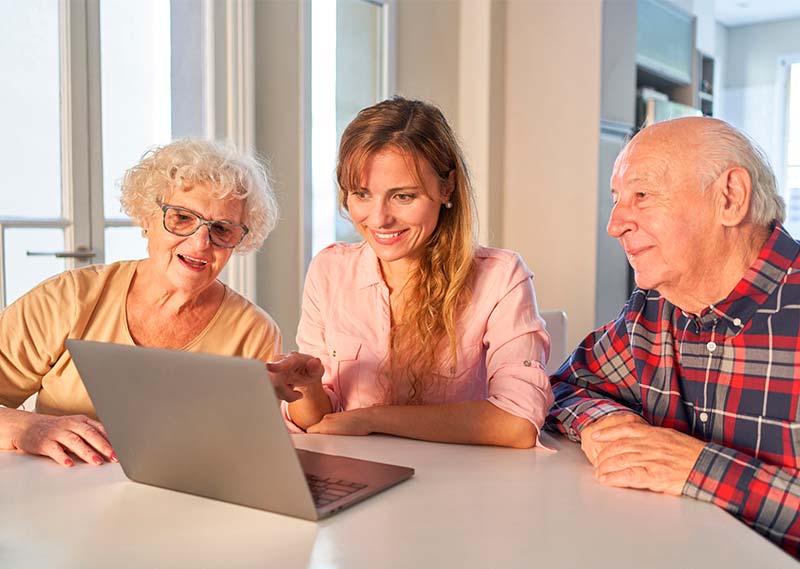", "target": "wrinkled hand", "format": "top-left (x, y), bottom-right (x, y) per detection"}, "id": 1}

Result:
top-left (592, 421), bottom-right (706, 496)
top-left (265, 352), bottom-right (324, 402)
top-left (12, 413), bottom-right (116, 468)
top-left (307, 409), bottom-right (373, 436)
top-left (580, 412), bottom-right (647, 466)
